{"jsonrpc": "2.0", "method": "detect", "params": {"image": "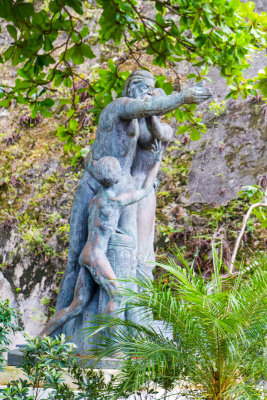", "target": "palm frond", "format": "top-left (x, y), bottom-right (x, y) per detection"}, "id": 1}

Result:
top-left (84, 250), bottom-right (267, 399)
